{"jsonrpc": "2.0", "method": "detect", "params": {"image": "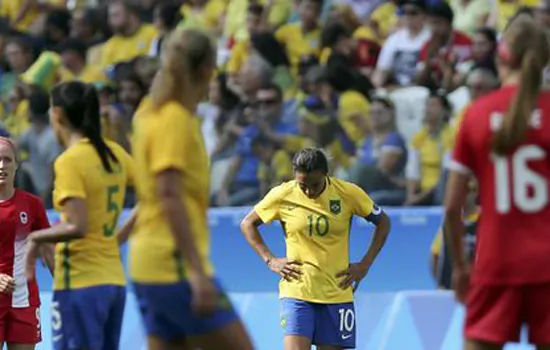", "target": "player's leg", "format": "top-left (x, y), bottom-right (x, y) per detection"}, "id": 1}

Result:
top-left (6, 344), bottom-right (34, 350)
top-left (102, 286), bottom-right (126, 350)
top-left (147, 335), bottom-right (190, 350)
top-left (313, 303), bottom-right (355, 350)
top-left (524, 283), bottom-right (550, 350)
top-left (186, 319), bottom-right (253, 350)
top-left (184, 280), bottom-right (253, 350)
top-left (284, 335), bottom-right (312, 350)
top-left (464, 340), bottom-right (502, 350)
top-left (5, 307), bottom-right (41, 350)
top-left (464, 283), bottom-right (521, 348)
top-left (279, 298), bottom-right (315, 350)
